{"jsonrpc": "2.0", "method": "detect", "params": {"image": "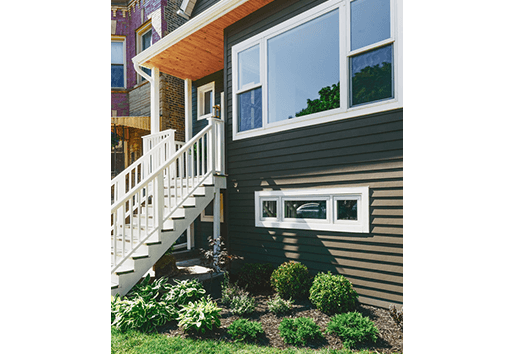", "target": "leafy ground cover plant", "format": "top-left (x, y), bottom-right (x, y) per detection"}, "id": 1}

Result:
top-left (326, 312), bottom-right (378, 349)
top-left (230, 292), bottom-right (256, 316)
top-left (278, 317), bottom-right (323, 346)
top-left (270, 261), bottom-right (312, 299)
top-left (309, 272), bottom-right (358, 314)
top-left (237, 263), bottom-right (274, 292)
top-left (227, 318), bottom-right (264, 342)
top-left (388, 305), bottom-right (403, 330)
top-left (163, 279), bottom-right (206, 318)
top-left (111, 294), bottom-right (174, 333)
top-left (267, 294), bottom-right (294, 314)
top-left (127, 275), bottom-right (172, 302)
top-left (221, 273), bottom-right (247, 305)
top-left (177, 297), bottom-right (222, 333)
